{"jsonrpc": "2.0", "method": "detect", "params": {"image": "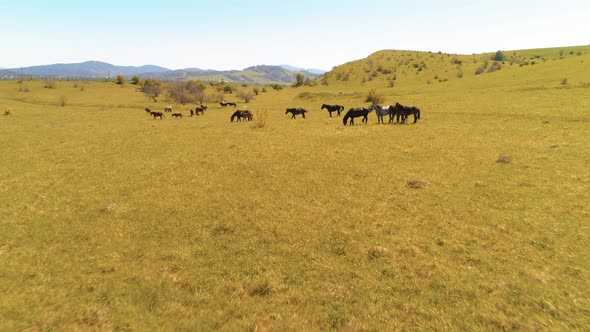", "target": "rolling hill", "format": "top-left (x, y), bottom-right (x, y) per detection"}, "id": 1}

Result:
top-left (1, 61), bottom-right (321, 85)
